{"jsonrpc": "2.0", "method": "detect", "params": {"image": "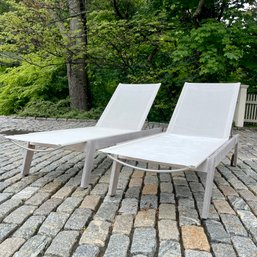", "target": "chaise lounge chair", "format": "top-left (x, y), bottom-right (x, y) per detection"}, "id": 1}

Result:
top-left (100, 82), bottom-right (241, 219)
top-left (6, 83), bottom-right (161, 188)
